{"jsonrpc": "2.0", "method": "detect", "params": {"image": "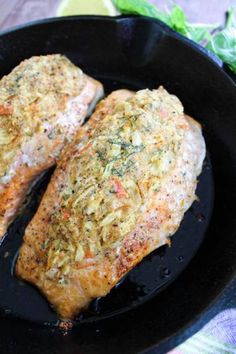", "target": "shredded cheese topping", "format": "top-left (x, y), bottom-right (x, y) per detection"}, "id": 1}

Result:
top-left (44, 87), bottom-right (190, 283)
top-left (0, 54), bottom-right (85, 181)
